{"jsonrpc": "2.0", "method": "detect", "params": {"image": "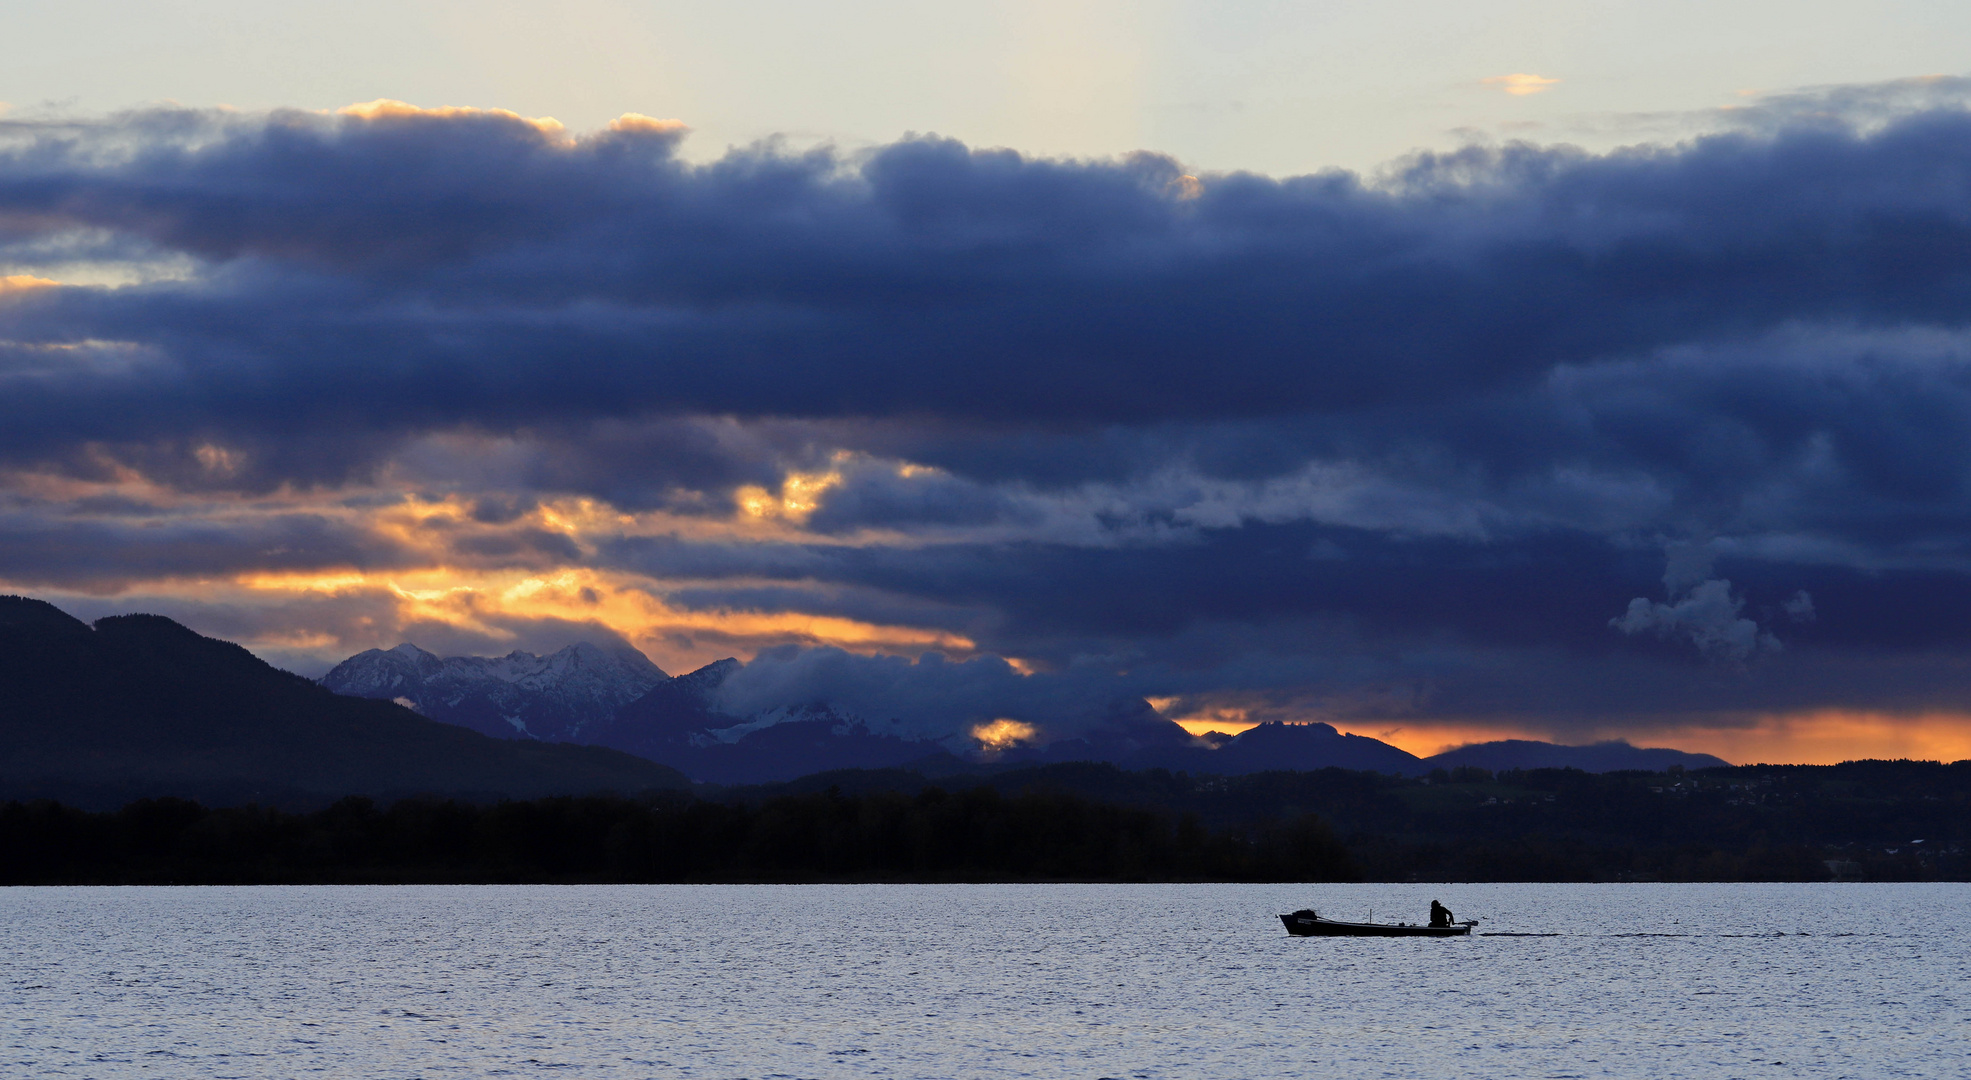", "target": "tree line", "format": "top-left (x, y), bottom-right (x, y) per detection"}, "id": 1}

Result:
top-left (0, 784), bottom-right (1356, 885)
top-left (723, 758), bottom-right (1971, 882)
top-left (5, 758), bottom-right (1966, 884)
